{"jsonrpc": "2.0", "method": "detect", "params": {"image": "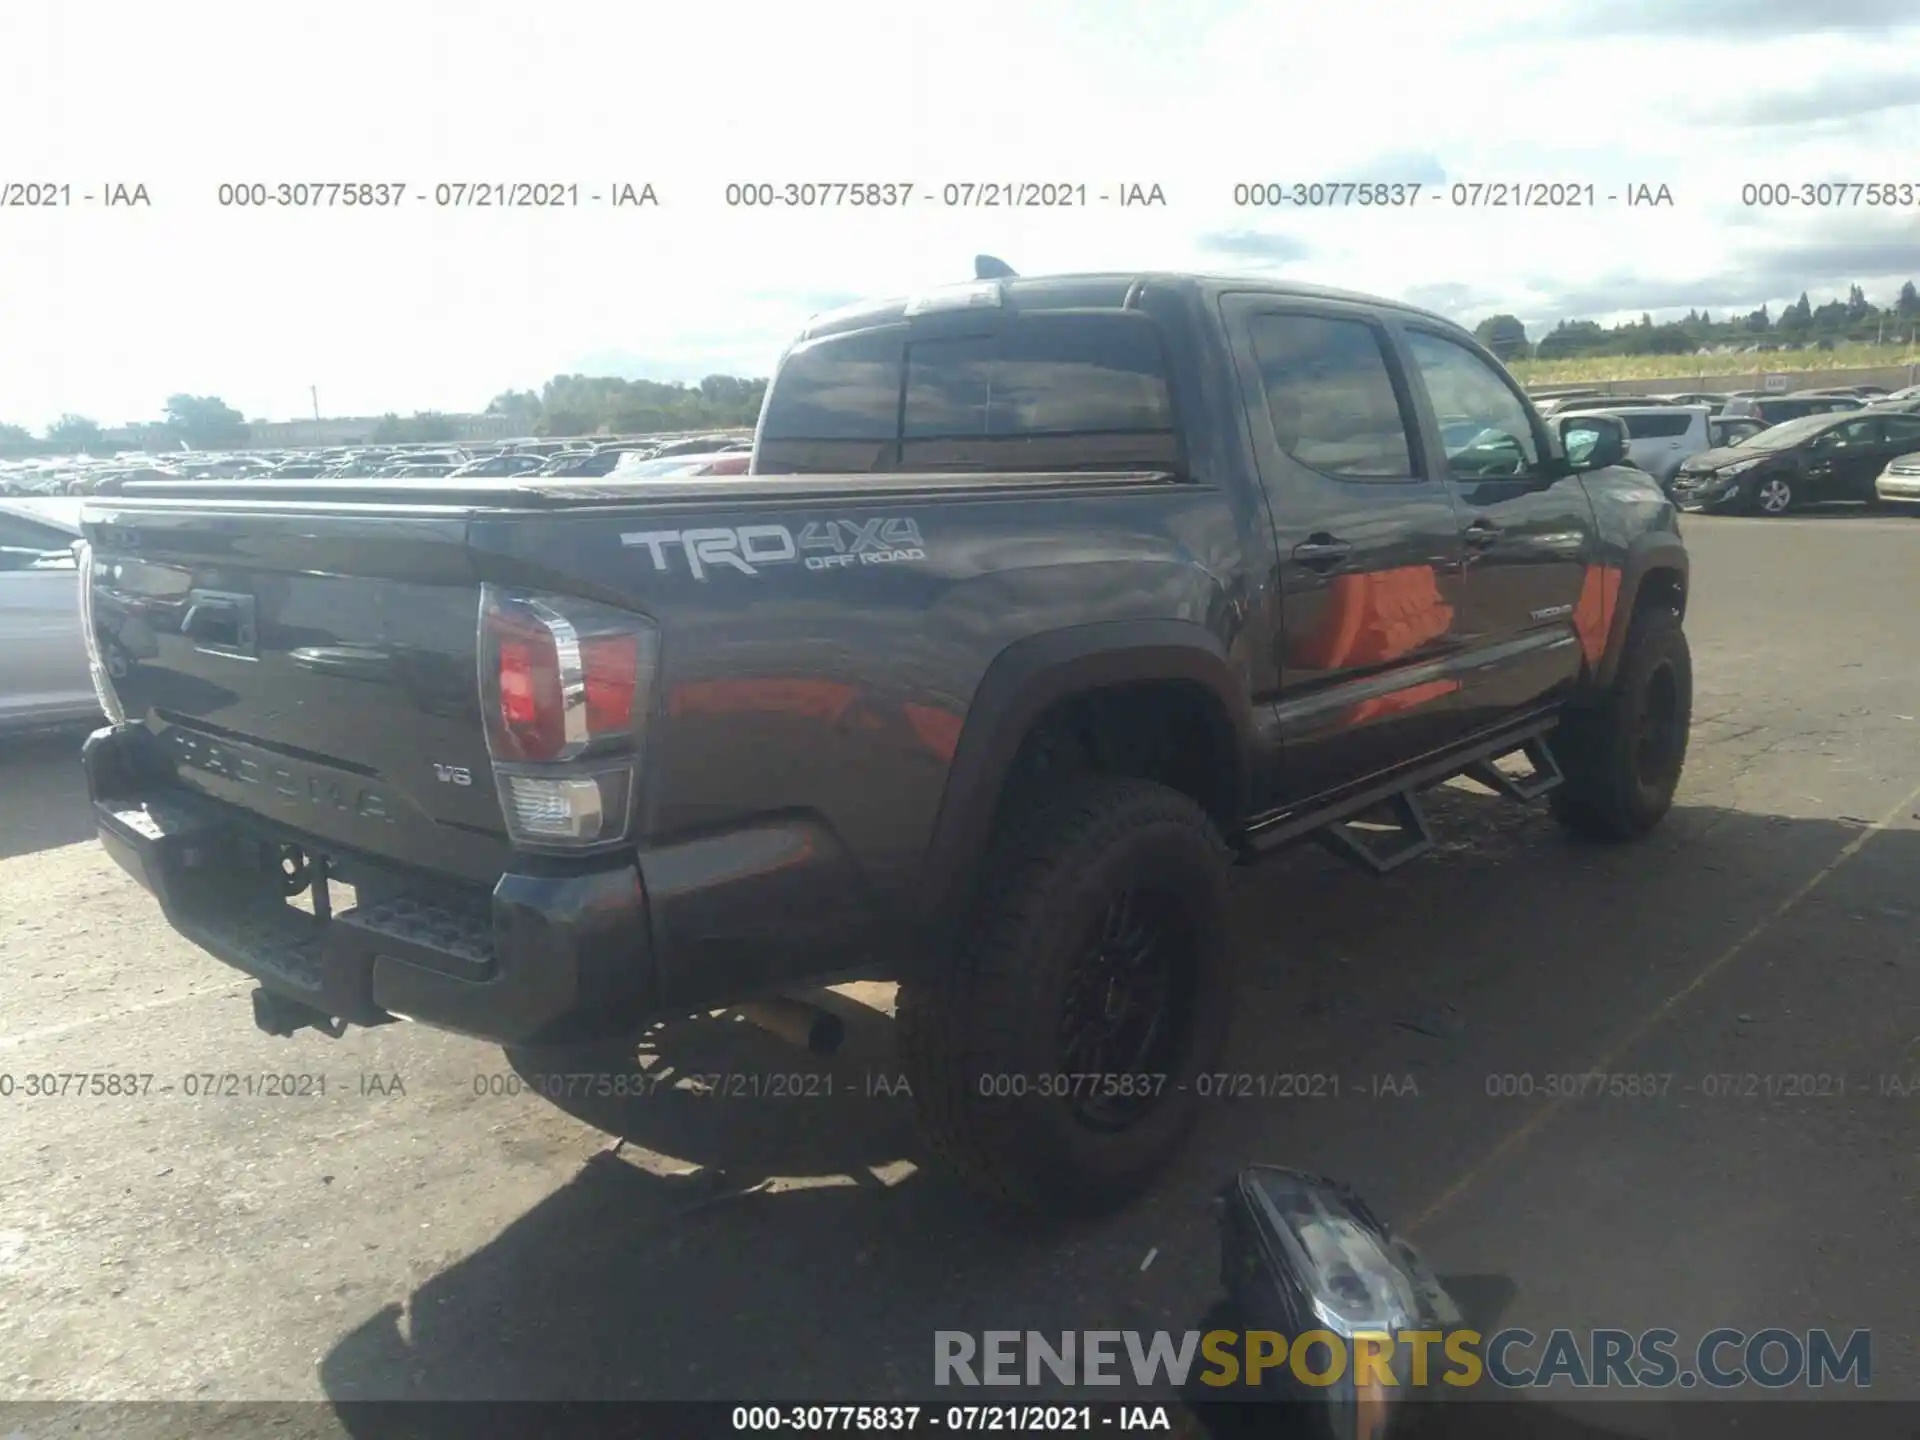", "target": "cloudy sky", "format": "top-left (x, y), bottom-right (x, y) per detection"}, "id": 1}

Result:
top-left (3, 0), bottom-right (1916, 430)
